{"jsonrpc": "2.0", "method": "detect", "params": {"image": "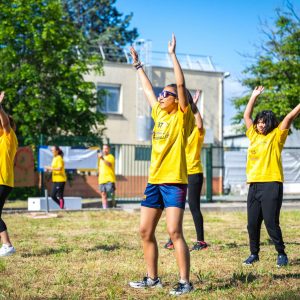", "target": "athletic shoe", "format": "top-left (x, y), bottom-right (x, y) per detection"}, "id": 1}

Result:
top-left (277, 254), bottom-right (288, 267)
top-left (243, 254), bottom-right (259, 265)
top-left (59, 198), bottom-right (65, 209)
top-left (164, 239), bottom-right (174, 250)
top-left (0, 244), bottom-right (16, 257)
top-left (129, 276), bottom-right (163, 289)
top-left (169, 280), bottom-right (194, 296)
top-left (191, 241), bottom-right (208, 251)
